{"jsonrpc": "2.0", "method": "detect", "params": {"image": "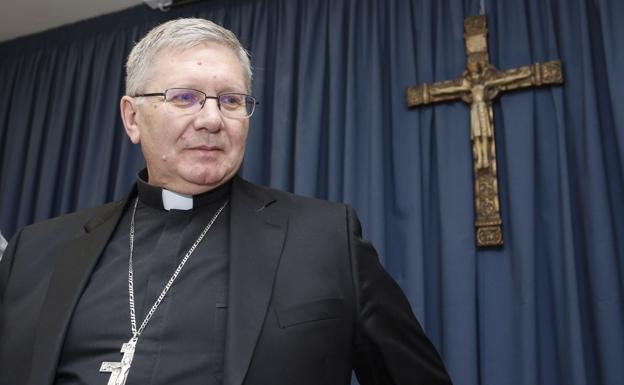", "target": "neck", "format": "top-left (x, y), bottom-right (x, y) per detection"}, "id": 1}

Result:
top-left (136, 169), bottom-right (233, 211)
top-left (146, 173), bottom-right (233, 196)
